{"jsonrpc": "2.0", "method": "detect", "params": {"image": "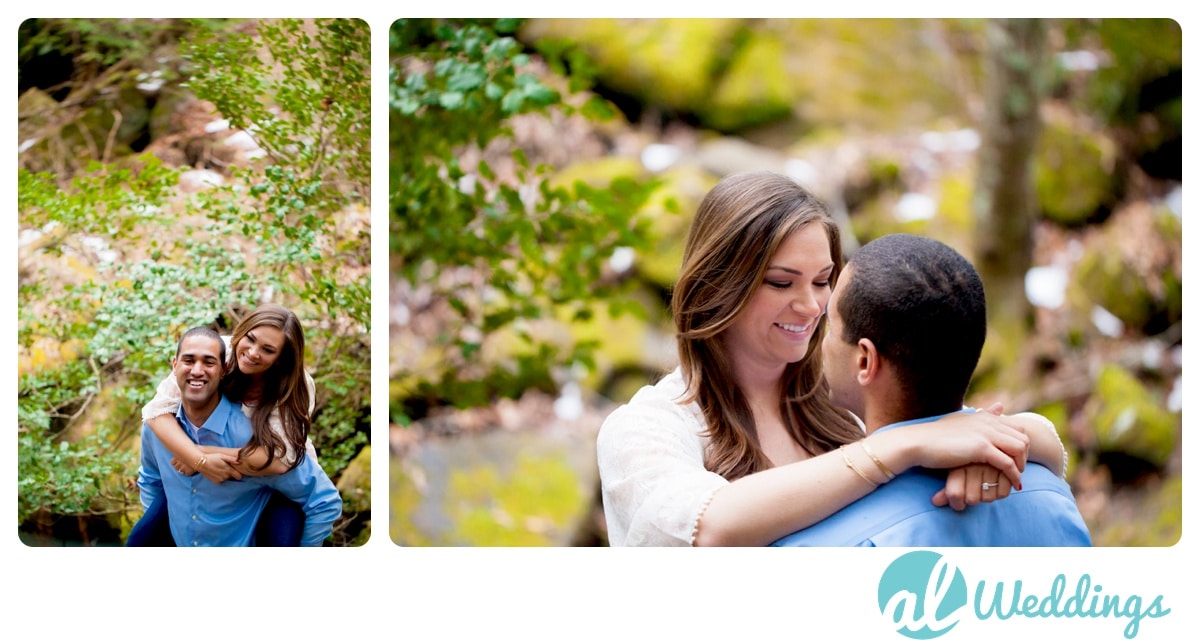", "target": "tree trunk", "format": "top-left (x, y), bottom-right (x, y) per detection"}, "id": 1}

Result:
top-left (972, 19), bottom-right (1048, 393)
